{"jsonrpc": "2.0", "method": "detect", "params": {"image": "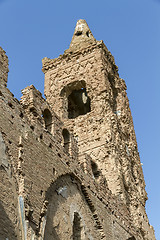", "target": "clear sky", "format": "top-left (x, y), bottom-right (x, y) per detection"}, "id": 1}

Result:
top-left (0, 0), bottom-right (159, 238)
